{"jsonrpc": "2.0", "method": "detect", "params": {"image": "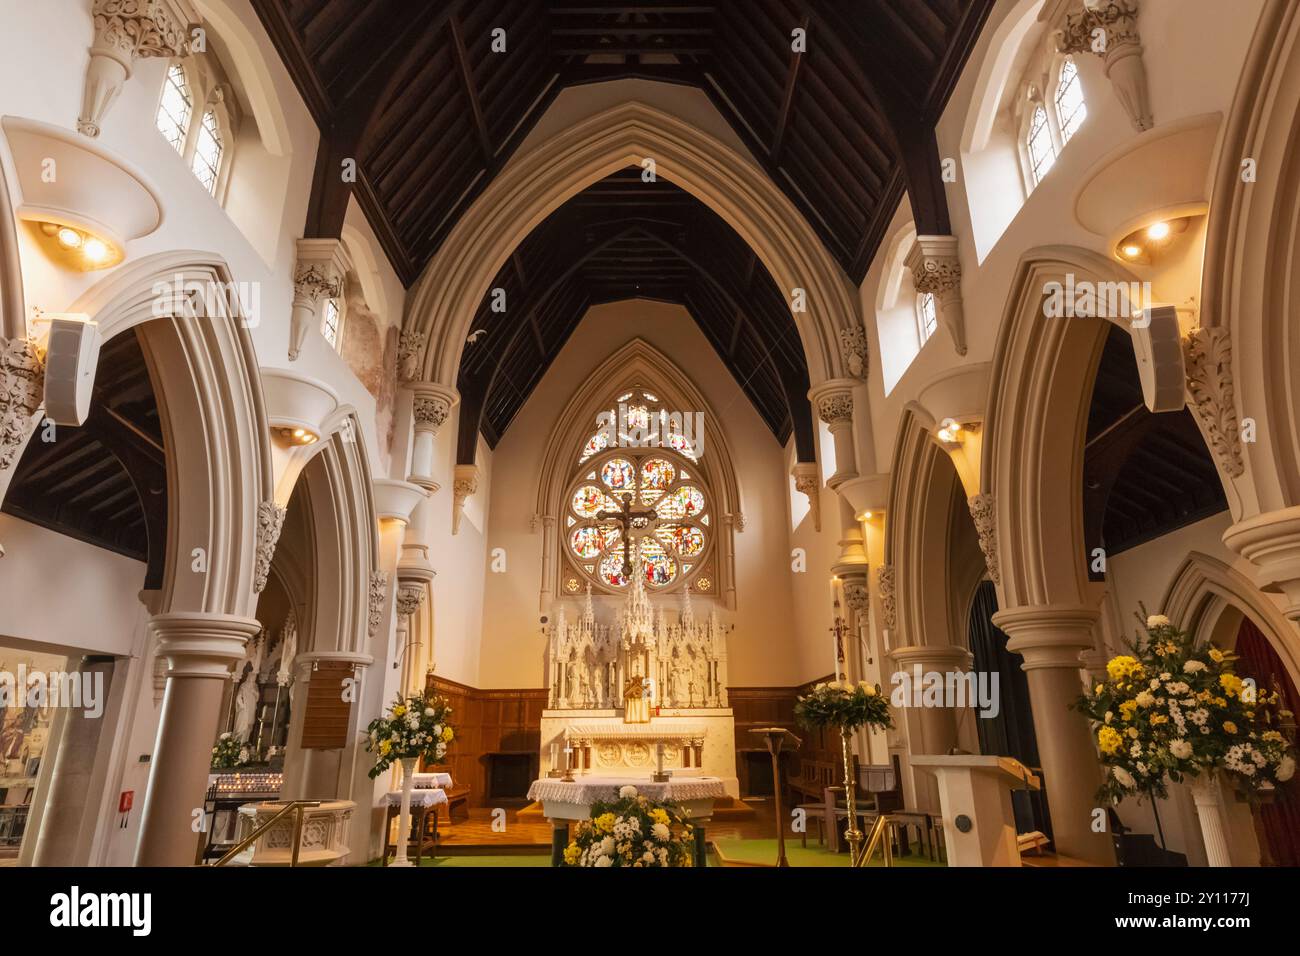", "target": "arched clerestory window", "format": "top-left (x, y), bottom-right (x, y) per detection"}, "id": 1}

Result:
top-left (1055, 58), bottom-right (1087, 144)
top-left (155, 63), bottom-right (192, 153)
